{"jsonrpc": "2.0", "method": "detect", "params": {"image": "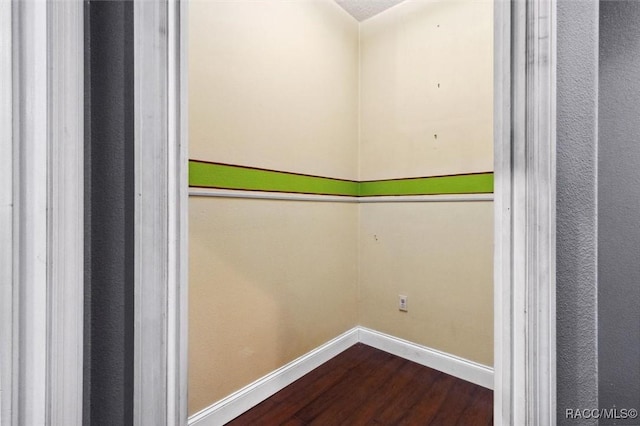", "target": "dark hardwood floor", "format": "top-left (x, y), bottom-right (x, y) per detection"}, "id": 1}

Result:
top-left (227, 343), bottom-right (493, 425)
